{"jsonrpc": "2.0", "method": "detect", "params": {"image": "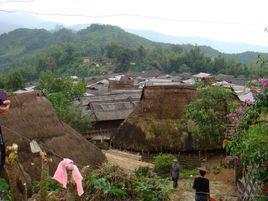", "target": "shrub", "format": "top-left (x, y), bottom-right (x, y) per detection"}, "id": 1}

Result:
top-left (32, 176), bottom-right (62, 193)
top-left (0, 178), bottom-right (11, 201)
top-left (130, 168), bottom-right (174, 201)
top-left (81, 164), bottom-right (173, 201)
top-left (153, 154), bottom-right (174, 174)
